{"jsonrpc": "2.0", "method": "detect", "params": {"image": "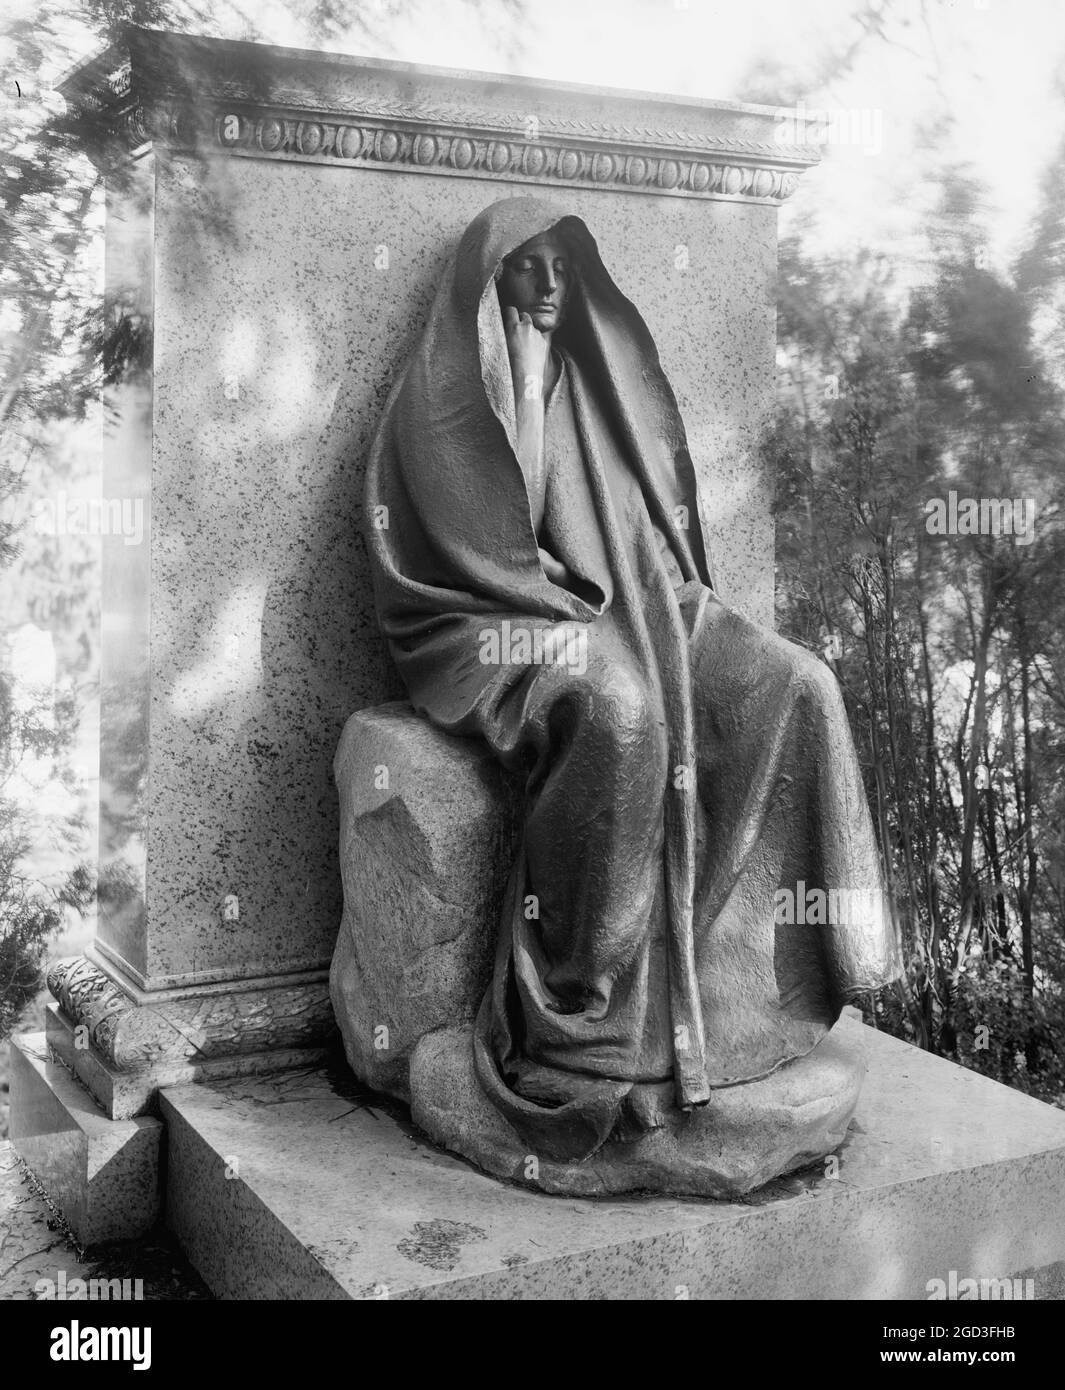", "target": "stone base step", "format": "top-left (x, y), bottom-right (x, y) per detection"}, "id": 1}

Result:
top-left (160, 1017), bottom-right (1065, 1299)
top-left (6, 1034), bottom-right (161, 1246)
